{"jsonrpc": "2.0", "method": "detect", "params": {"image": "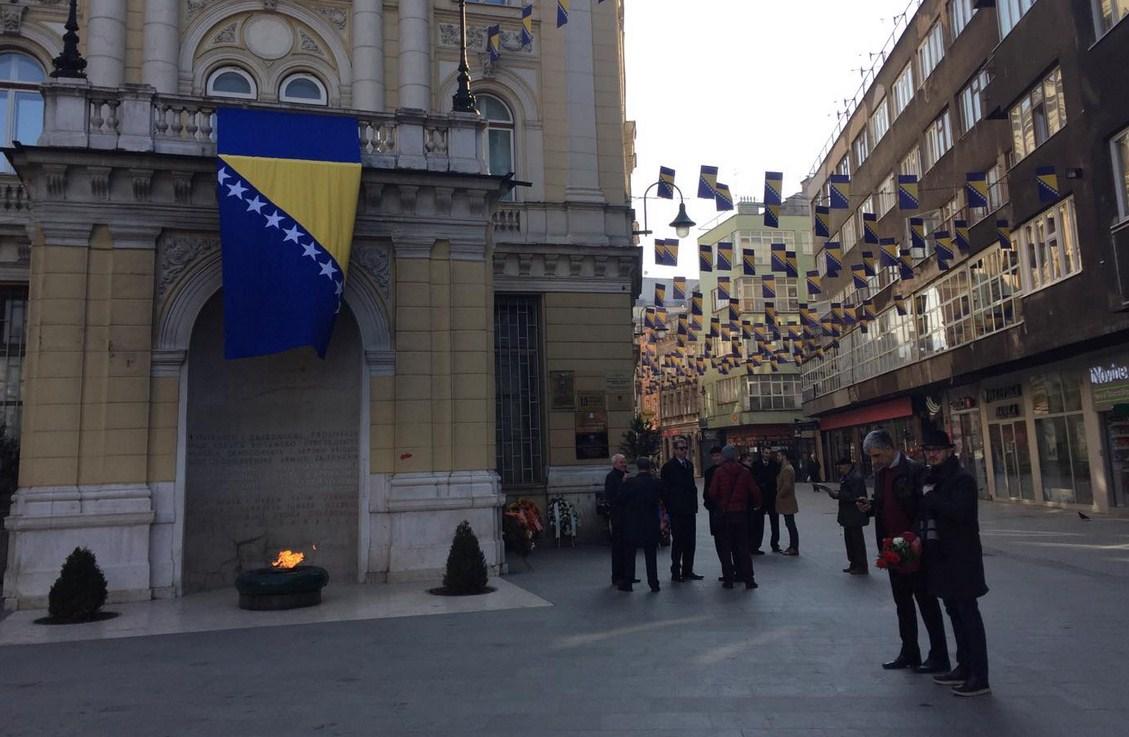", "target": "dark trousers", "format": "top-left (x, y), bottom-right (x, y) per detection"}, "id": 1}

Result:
top-left (626, 544), bottom-right (658, 587)
top-left (889, 570), bottom-right (949, 663)
top-left (610, 515), bottom-right (626, 584)
top-left (783, 514), bottom-right (799, 551)
top-left (844, 526), bottom-right (868, 571)
top-left (751, 495), bottom-right (780, 551)
top-left (716, 512), bottom-right (754, 584)
top-left (944, 597), bottom-right (989, 684)
top-left (669, 513), bottom-right (697, 577)
top-left (710, 512), bottom-right (736, 573)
